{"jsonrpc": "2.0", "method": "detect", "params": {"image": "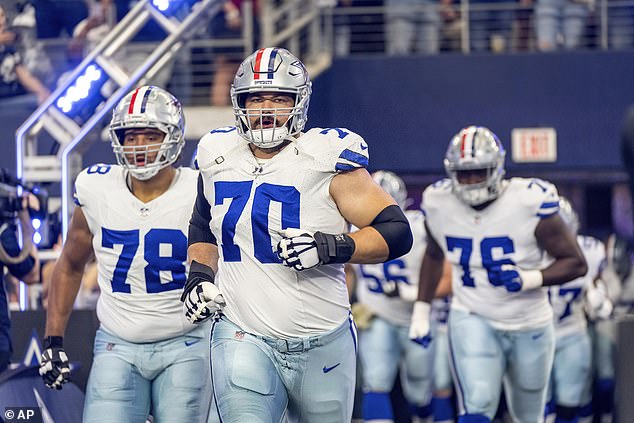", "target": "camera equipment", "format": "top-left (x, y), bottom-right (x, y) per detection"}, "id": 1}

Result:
top-left (0, 168), bottom-right (48, 264)
top-left (0, 168), bottom-right (48, 224)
